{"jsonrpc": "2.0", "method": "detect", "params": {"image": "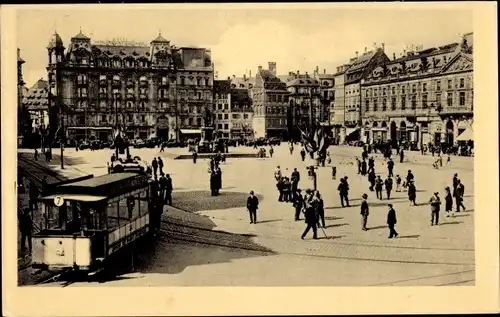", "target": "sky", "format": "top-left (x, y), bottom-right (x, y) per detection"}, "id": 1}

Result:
top-left (16, 5), bottom-right (473, 88)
